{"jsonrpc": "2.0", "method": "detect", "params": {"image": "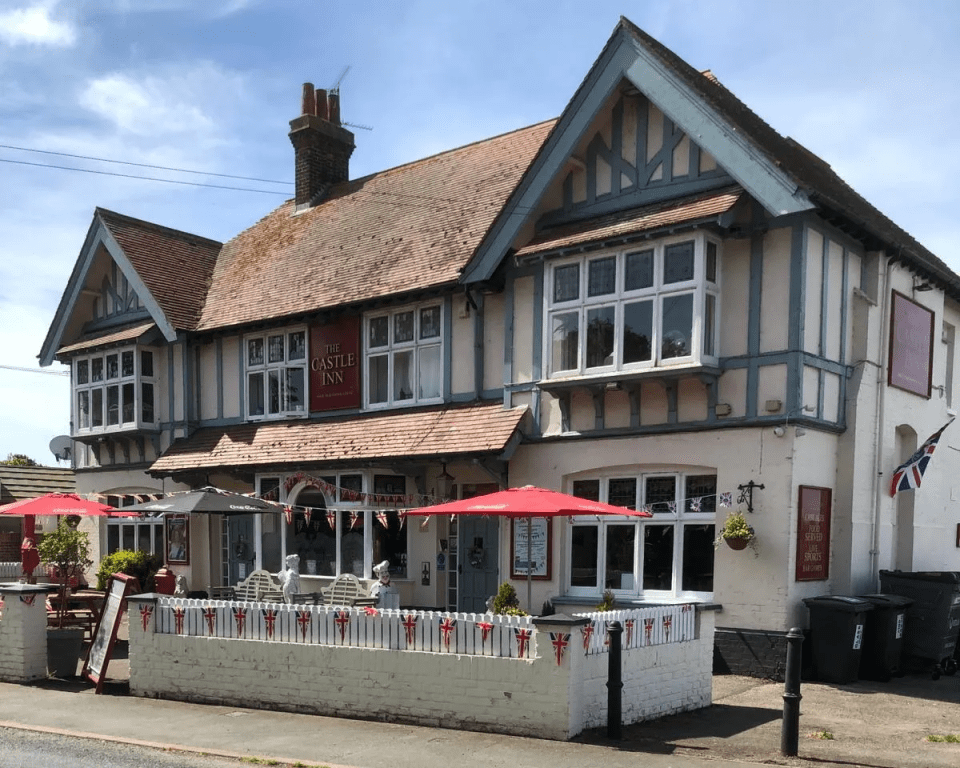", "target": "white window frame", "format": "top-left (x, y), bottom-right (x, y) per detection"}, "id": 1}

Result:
top-left (544, 233), bottom-right (720, 378)
top-left (363, 301), bottom-right (443, 409)
top-left (105, 494), bottom-right (164, 556)
top-left (565, 470), bottom-right (717, 601)
top-left (244, 327), bottom-right (309, 421)
top-left (72, 345), bottom-right (156, 436)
